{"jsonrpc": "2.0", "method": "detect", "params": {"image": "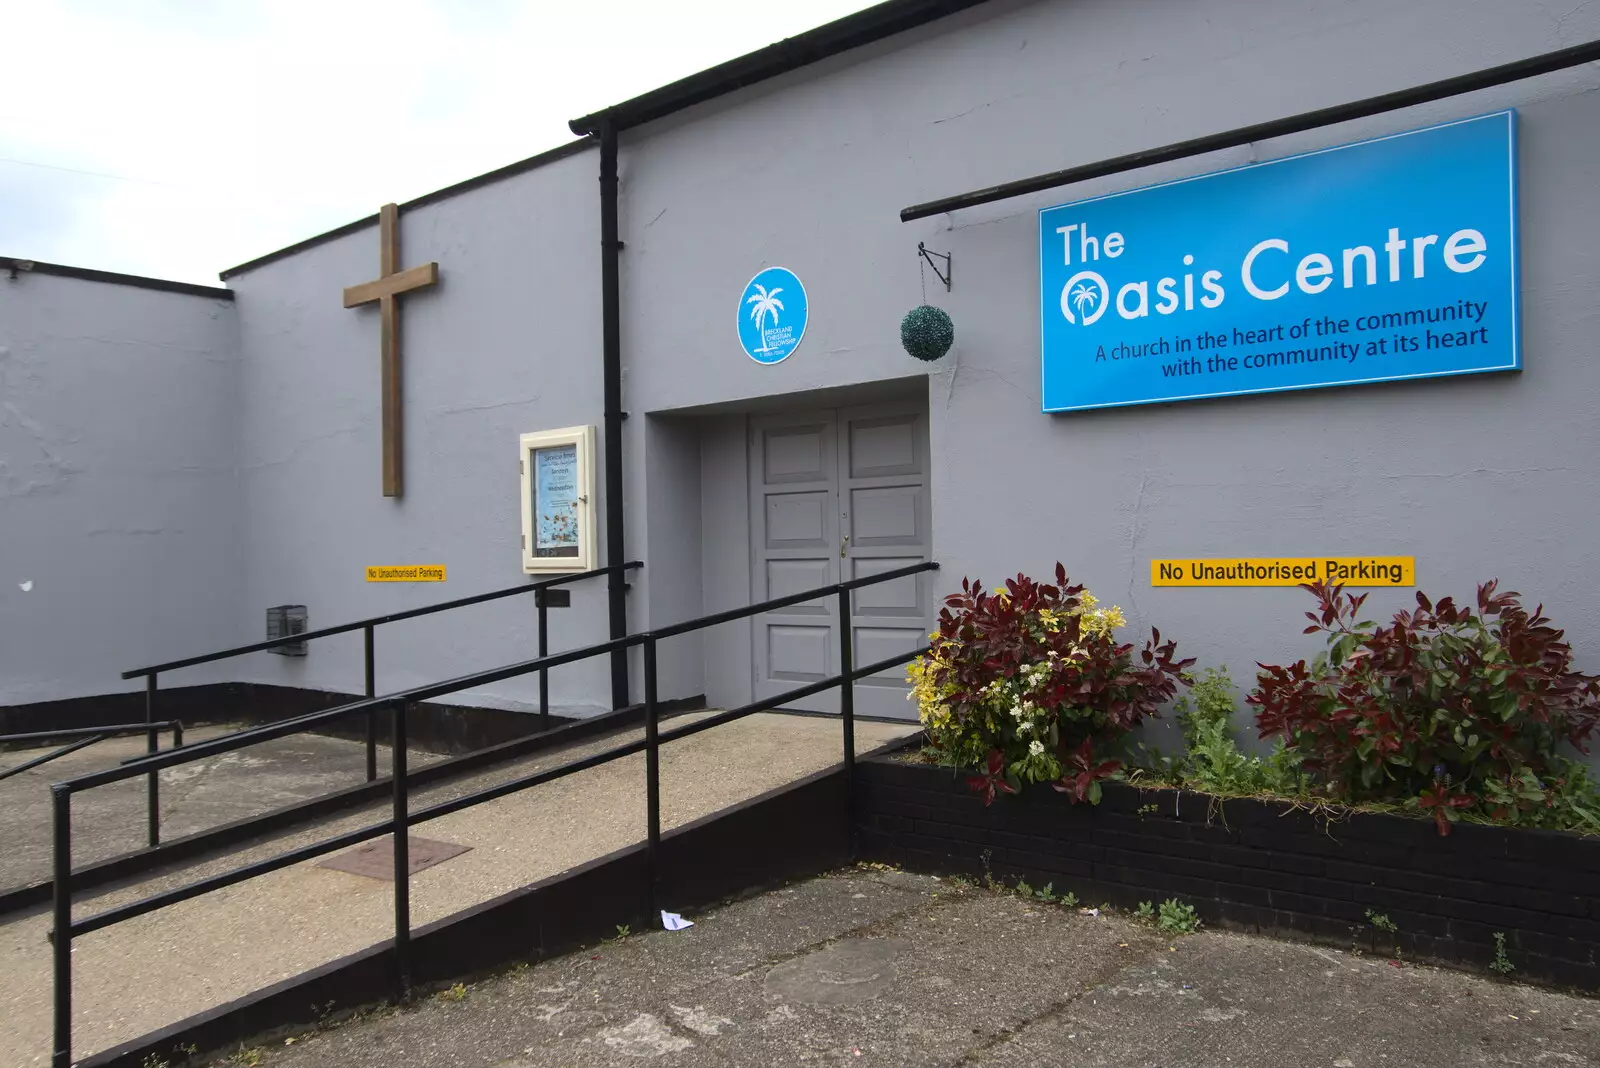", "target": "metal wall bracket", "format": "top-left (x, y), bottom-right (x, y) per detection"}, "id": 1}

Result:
top-left (917, 243), bottom-right (952, 292)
